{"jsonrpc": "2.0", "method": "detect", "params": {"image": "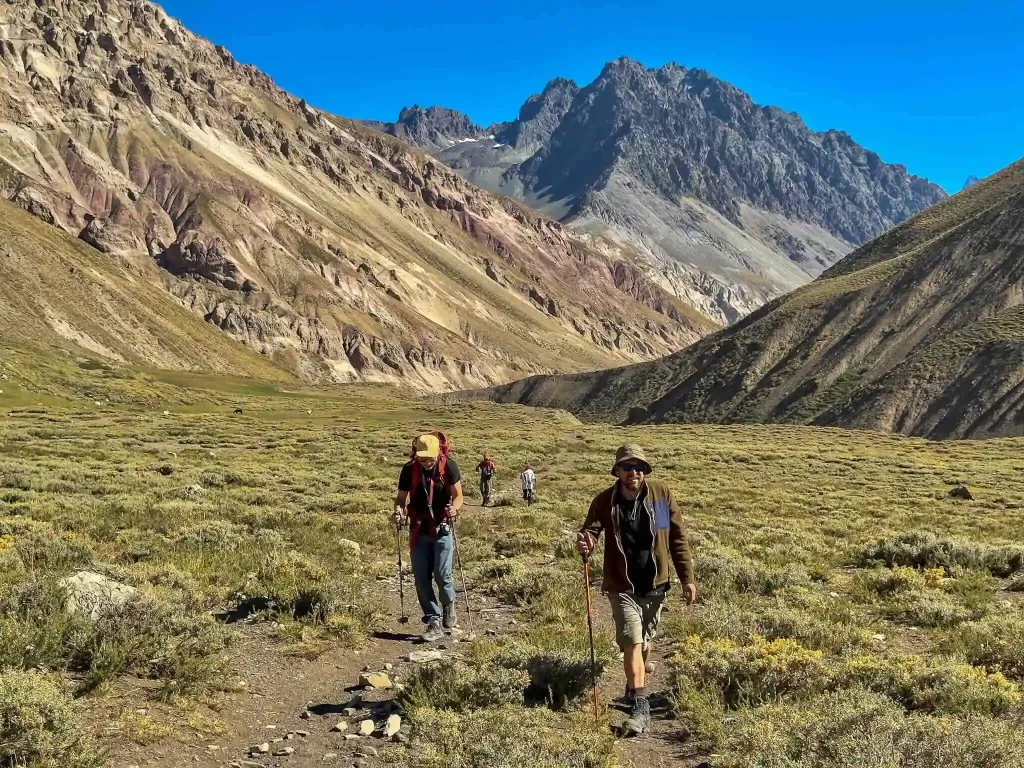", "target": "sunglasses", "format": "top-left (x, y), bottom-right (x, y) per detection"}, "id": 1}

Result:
top-left (618, 462), bottom-right (646, 473)
top-left (417, 456), bottom-right (437, 465)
